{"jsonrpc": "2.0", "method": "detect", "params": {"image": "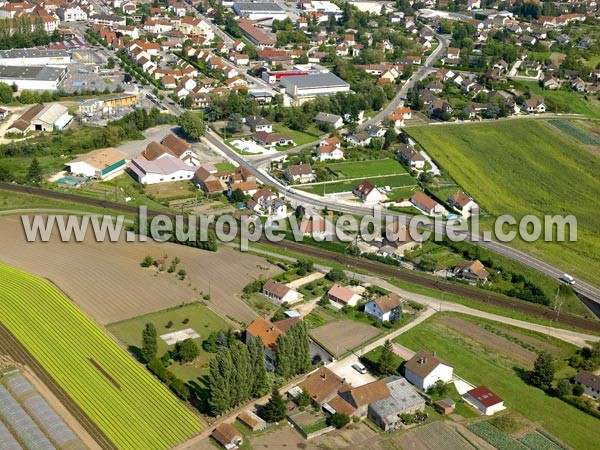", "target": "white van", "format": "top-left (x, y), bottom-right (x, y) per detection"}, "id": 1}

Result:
top-left (352, 363), bottom-right (367, 374)
top-left (561, 274), bottom-right (575, 285)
